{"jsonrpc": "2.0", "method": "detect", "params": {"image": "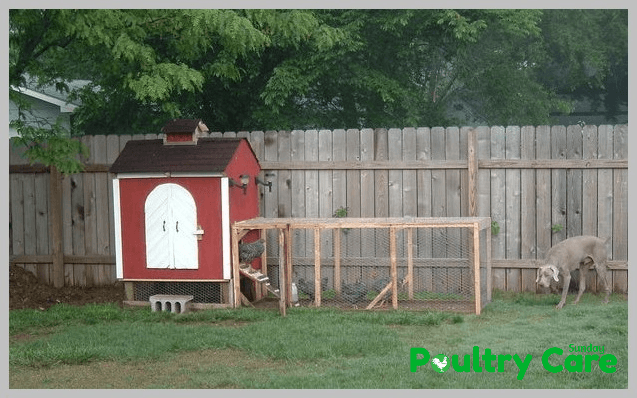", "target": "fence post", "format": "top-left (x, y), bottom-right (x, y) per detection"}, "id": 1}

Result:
top-left (467, 128), bottom-right (478, 217)
top-left (49, 166), bottom-right (64, 288)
